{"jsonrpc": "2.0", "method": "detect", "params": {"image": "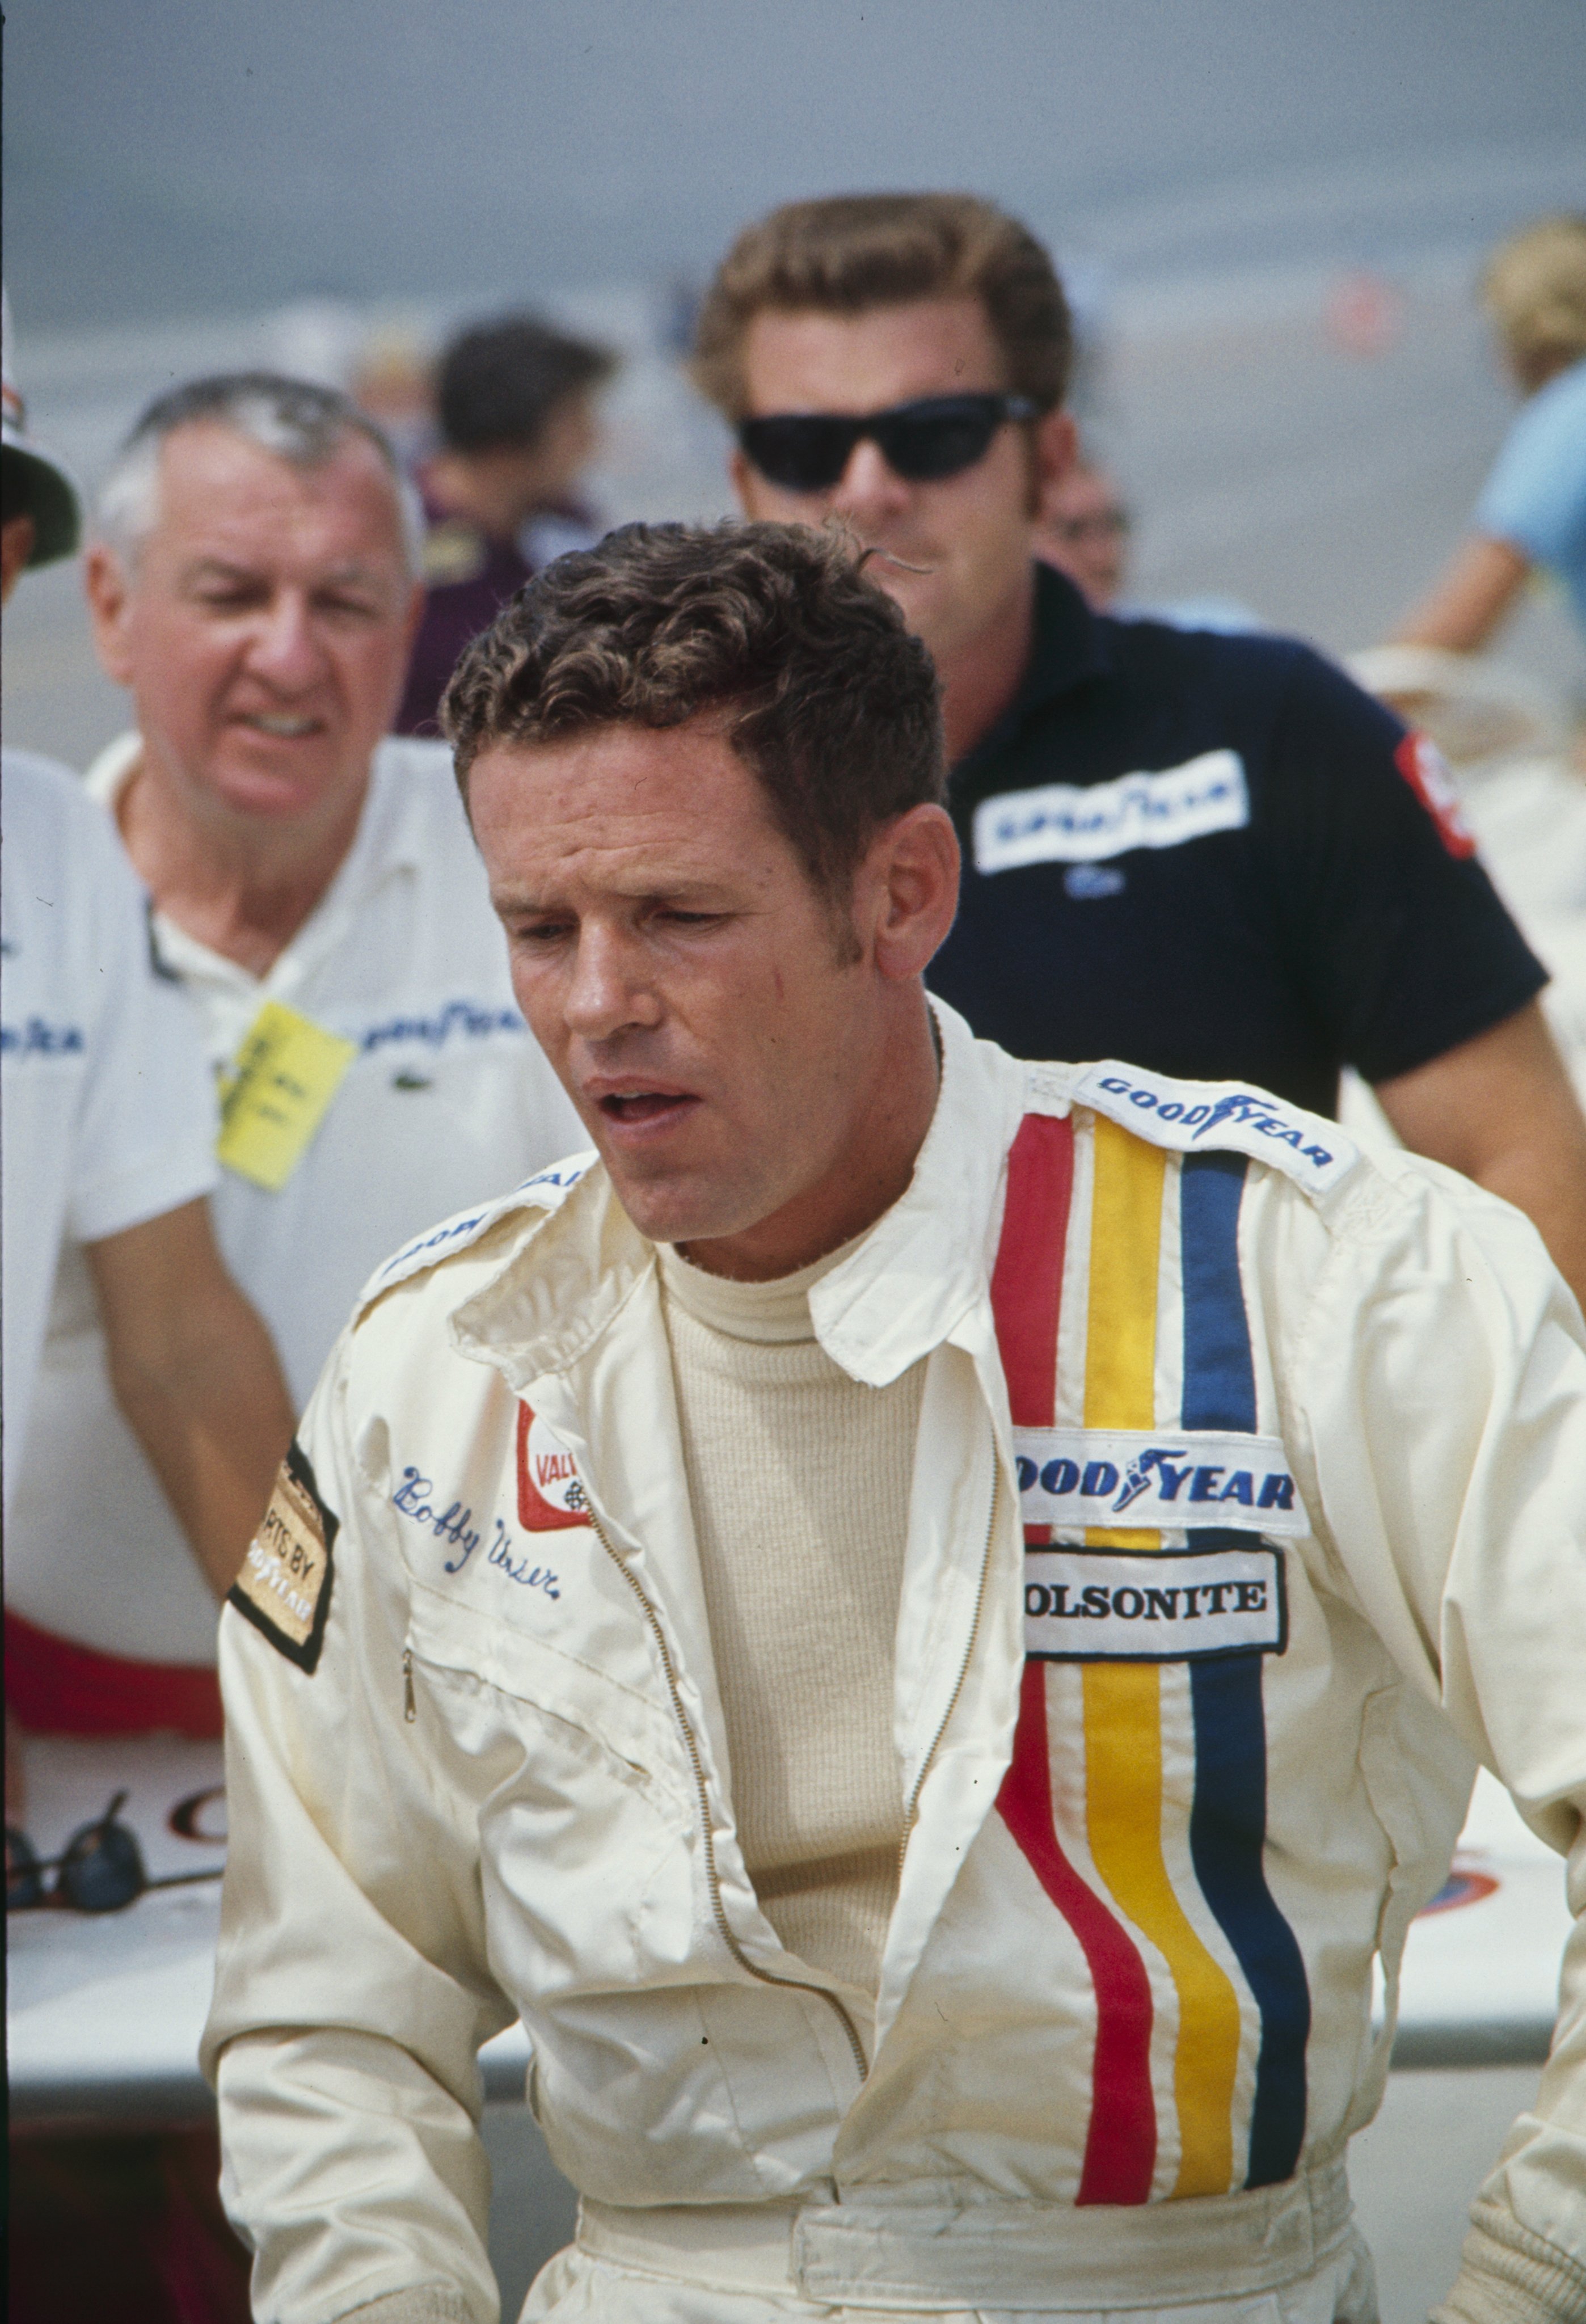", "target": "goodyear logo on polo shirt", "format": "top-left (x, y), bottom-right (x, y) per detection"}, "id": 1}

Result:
top-left (973, 749), bottom-right (1248, 874)
top-left (1014, 1427), bottom-right (1309, 1537)
top-left (1, 1015), bottom-right (87, 1057)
